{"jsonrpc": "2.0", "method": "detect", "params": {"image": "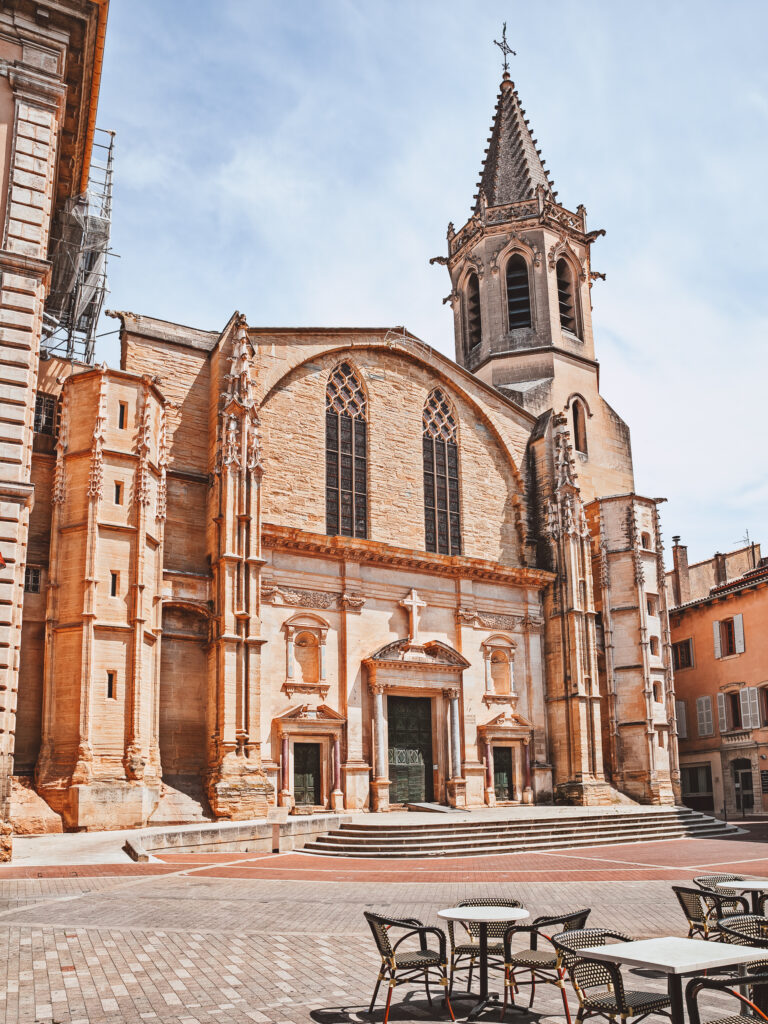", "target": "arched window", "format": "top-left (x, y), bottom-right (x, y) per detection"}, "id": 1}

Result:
top-left (490, 650), bottom-right (512, 694)
top-left (506, 253), bottom-right (531, 329)
top-left (650, 636), bottom-right (660, 657)
top-left (326, 363), bottom-right (367, 538)
top-left (572, 399), bottom-right (588, 455)
top-left (423, 389), bottom-right (461, 555)
top-left (466, 272), bottom-right (482, 351)
top-left (556, 258), bottom-right (578, 335)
